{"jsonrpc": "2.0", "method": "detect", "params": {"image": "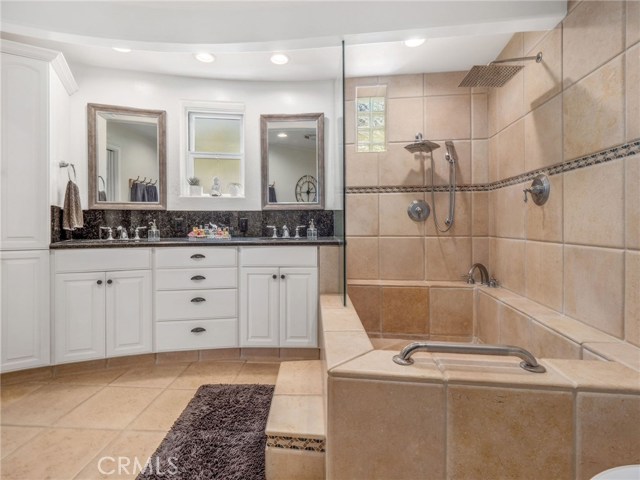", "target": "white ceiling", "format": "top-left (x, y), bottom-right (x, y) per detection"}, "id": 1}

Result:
top-left (0, 1), bottom-right (567, 81)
